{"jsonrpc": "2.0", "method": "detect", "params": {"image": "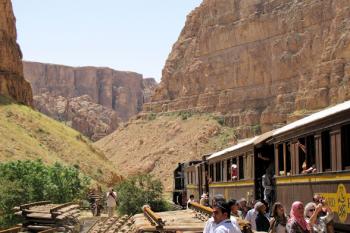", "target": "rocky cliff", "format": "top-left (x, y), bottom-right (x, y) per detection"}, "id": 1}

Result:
top-left (23, 61), bottom-right (156, 140)
top-left (142, 78), bottom-right (158, 103)
top-left (145, 0), bottom-right (350, 137)
top-left (0, 0), bottom-right (32, 105)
